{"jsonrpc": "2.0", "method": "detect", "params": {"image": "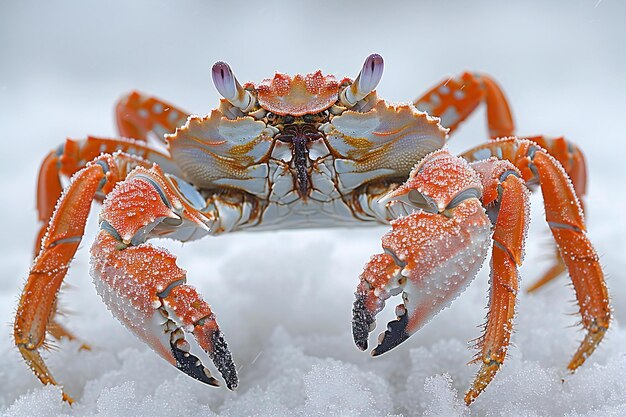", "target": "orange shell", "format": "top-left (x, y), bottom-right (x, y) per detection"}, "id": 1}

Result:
top-left (256, 71), bottom-right (339, 116)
